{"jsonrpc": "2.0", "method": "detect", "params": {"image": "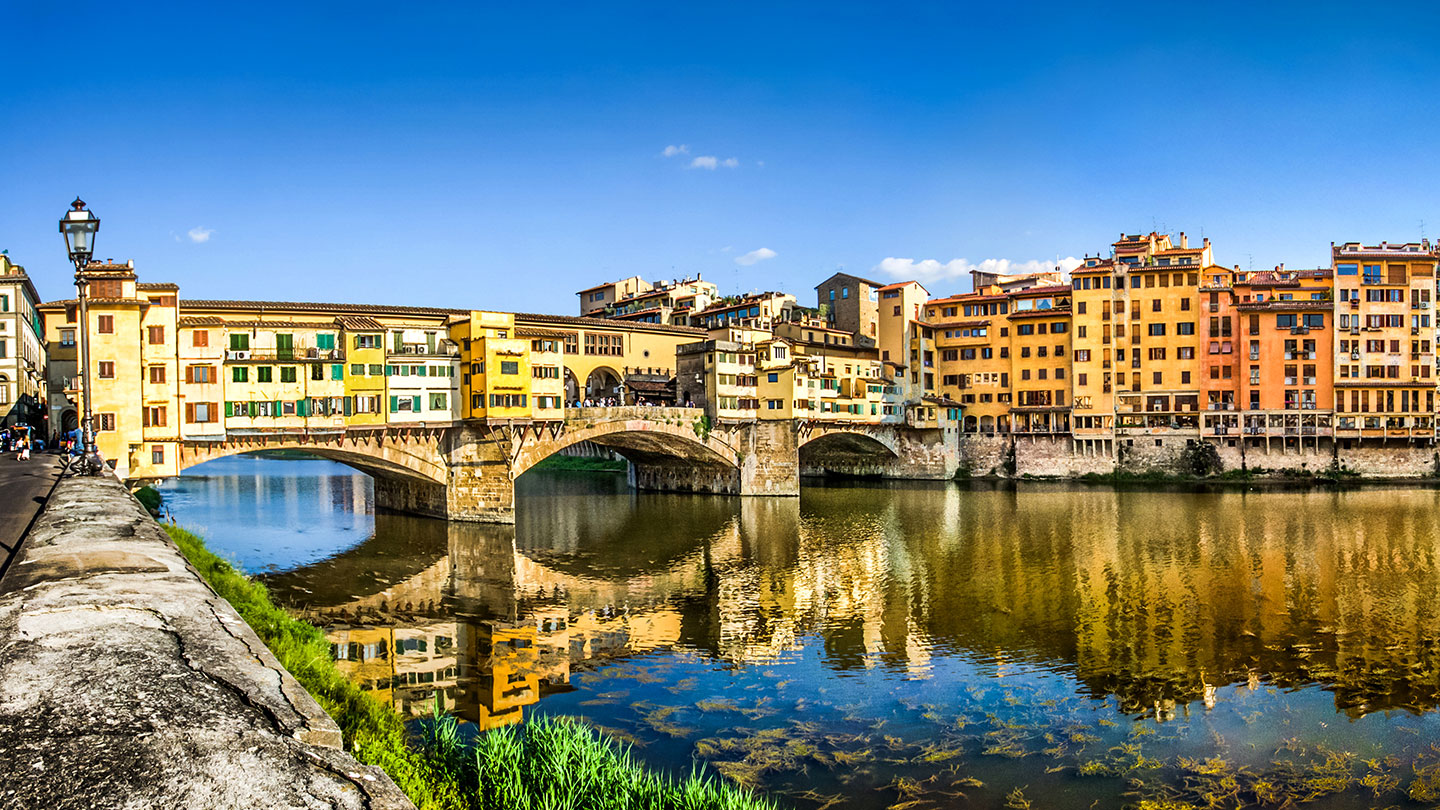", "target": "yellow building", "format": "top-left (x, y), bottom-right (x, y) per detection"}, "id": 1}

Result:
top-left (40, 267), bottom-right (710, 480)
top-left (1007, 284), bottom-right (1072, 434)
